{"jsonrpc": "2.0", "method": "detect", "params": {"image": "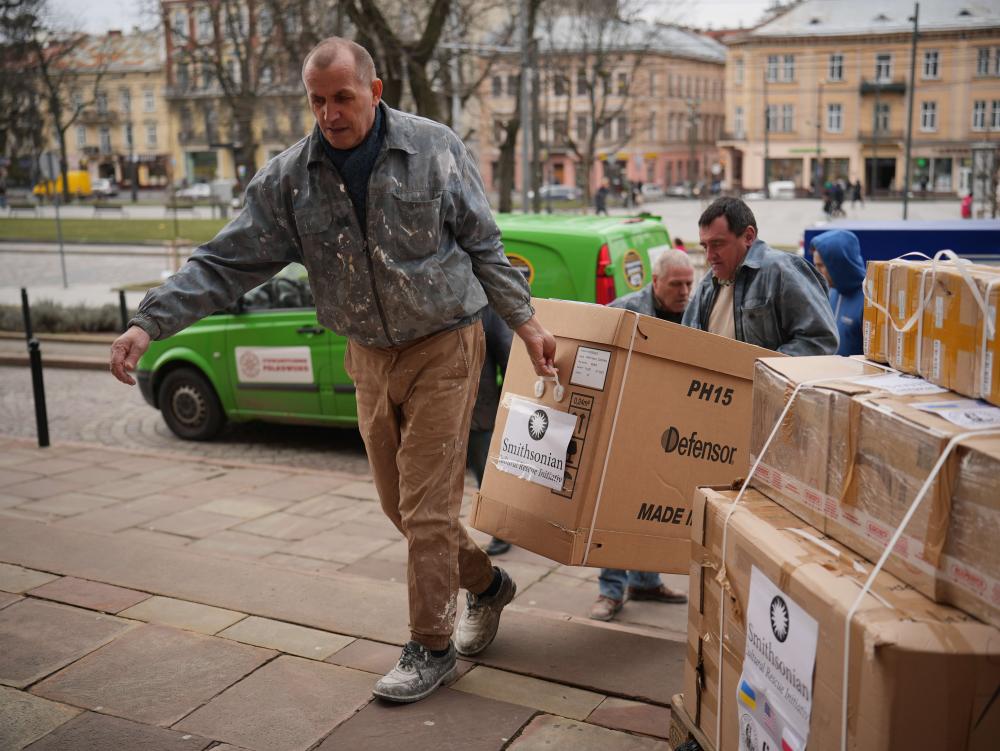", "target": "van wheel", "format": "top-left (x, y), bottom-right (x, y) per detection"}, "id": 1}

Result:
top-left (158, 368), bottom-right (225, 441)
